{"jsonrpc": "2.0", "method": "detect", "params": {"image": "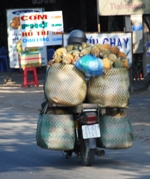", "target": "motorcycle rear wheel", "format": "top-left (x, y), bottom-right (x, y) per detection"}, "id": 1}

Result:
top-left (80, 139), bottom-right (95, 166)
